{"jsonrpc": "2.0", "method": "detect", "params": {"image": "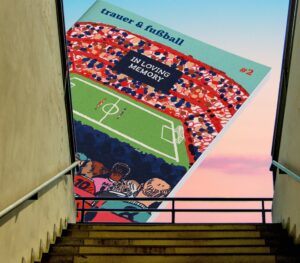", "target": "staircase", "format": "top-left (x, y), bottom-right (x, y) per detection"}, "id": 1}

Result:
top-left (39, 224), bottom-right (300, 263)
